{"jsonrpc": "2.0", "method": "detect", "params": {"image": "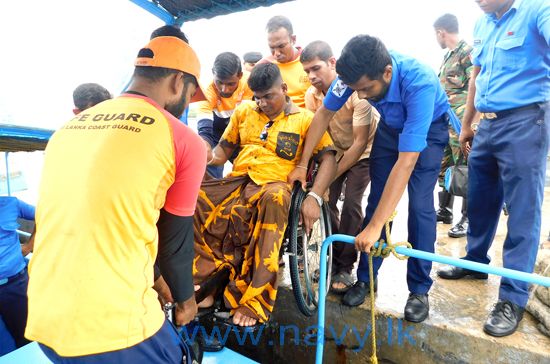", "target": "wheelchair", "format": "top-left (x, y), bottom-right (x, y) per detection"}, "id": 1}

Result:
top-left (282, 164), bottom-right (333, 317)
top-left (195, 162), bottom-right (334, 320)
